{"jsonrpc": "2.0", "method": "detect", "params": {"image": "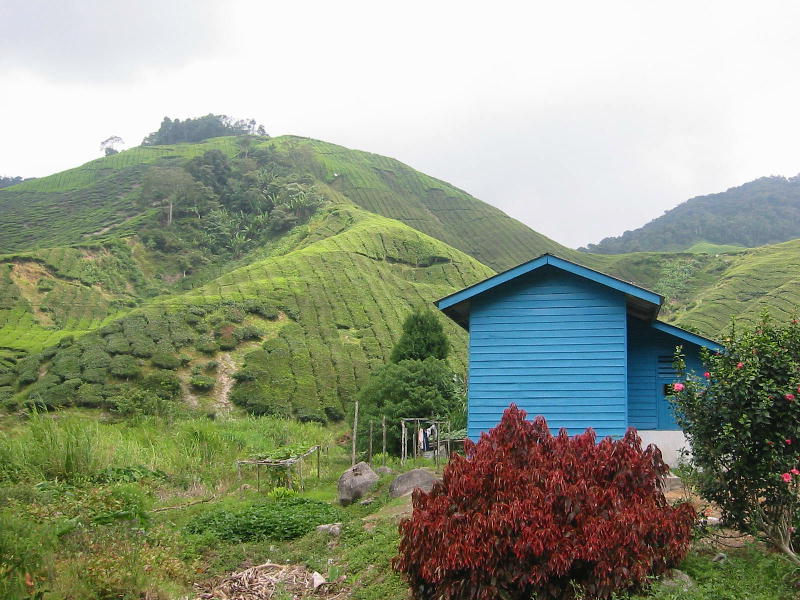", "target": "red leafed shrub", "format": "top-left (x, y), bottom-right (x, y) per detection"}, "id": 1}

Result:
top-left (393, 405), bottom-right (696, 600)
